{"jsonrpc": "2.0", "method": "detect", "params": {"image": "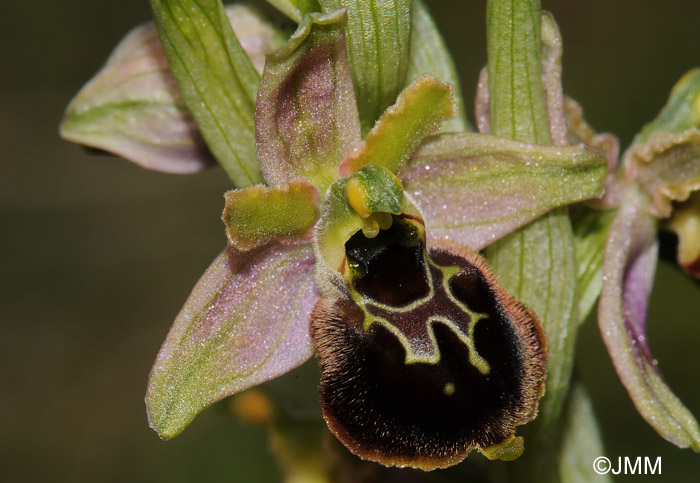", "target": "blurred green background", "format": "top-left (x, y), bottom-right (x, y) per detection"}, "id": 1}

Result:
top-left (2, 0), bottom-right (700, 481)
